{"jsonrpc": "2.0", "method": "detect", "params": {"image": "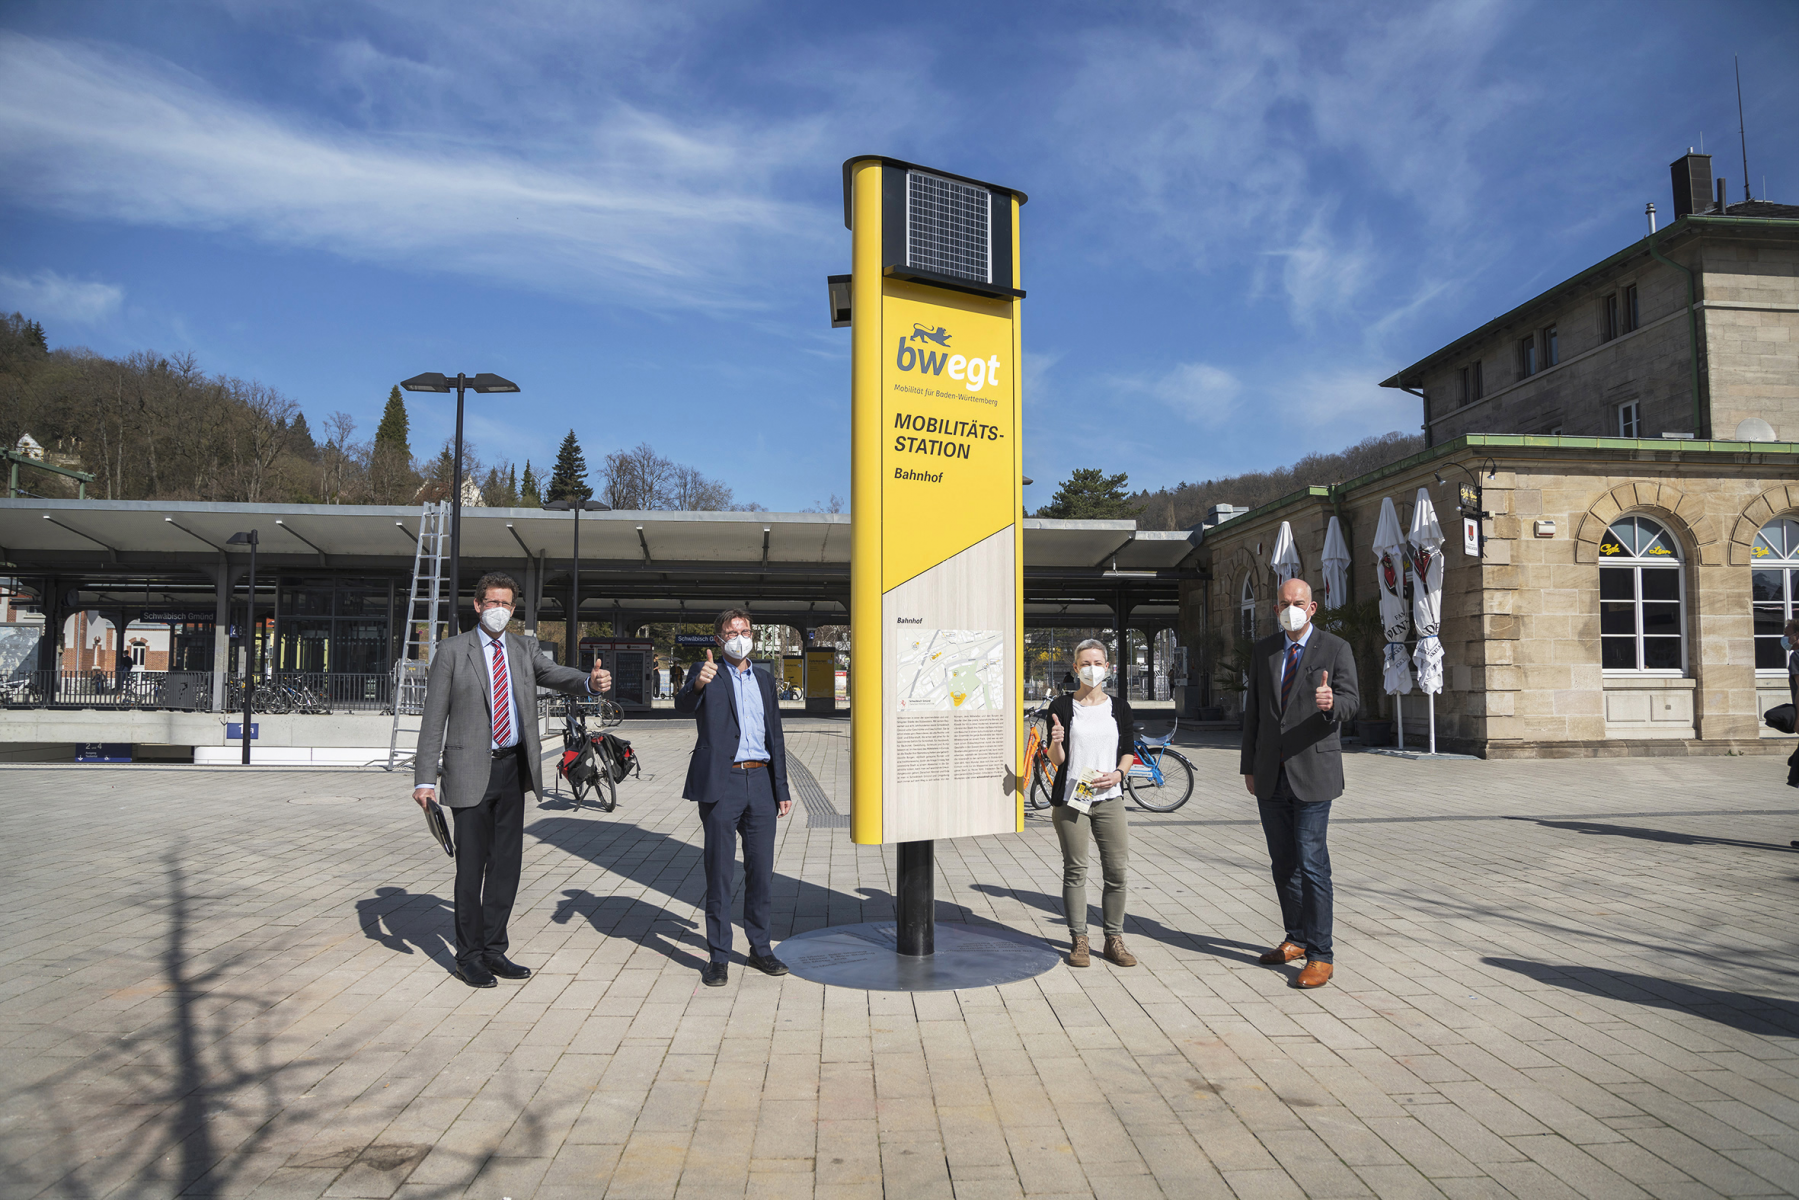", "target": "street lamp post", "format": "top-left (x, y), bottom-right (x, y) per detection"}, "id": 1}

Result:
top-left (400, 372), bottom-right (520, 630)
top-left (227, 530), bottom-right (258, 765)
top-left (544, 498), bottom-right (608, 664)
